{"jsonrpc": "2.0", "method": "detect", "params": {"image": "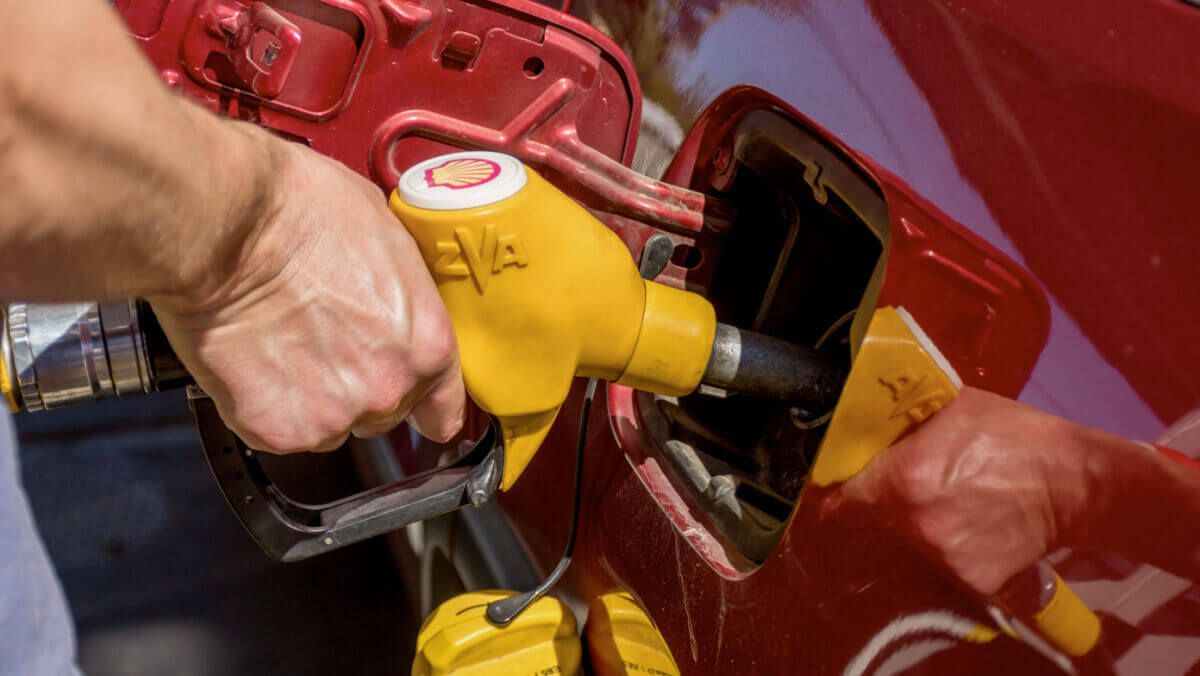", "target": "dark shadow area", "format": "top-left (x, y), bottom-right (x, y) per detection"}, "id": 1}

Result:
top-left (16, 392), bottom-right (417, 675)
